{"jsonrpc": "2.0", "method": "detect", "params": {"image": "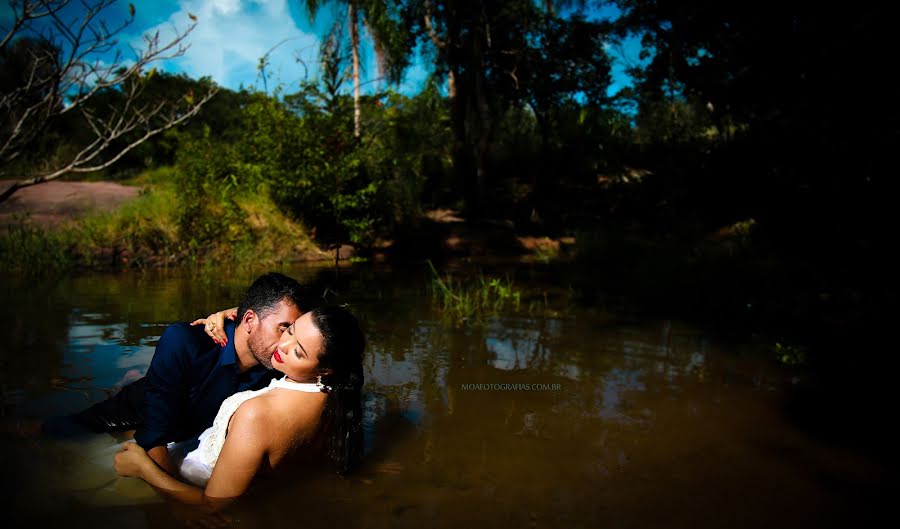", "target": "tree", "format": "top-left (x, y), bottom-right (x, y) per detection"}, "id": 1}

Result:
top-left (403, 0), bottom-right (531, 215)
top-left (300, 0), bottom-right (409, 137)
top-left (516, 14), bottom-right (612, 220)
top-left (0, 0), bottom-right (217, 203)
top-left (404, 0), bottom-right (613, 217)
